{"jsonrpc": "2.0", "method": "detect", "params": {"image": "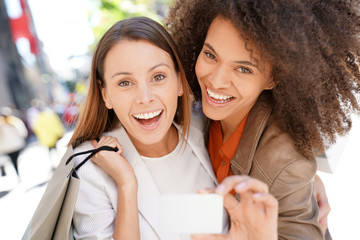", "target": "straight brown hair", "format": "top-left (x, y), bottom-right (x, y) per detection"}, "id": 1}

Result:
top-left (69, 17), bottom-right (191, 148)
